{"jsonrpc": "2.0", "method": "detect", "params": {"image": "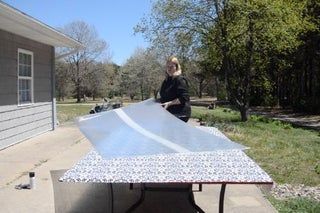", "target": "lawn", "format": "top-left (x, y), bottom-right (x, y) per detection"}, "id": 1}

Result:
top-left (57, 104), bottom-right (94, 124)
top-left (268, 196), bottom-right (320, 213)
top-left (192, 106), bottom-right (320, 212)
top-left (192, 106), bottom-right (320, 186)
top-left (56, 101), bottom-right (135, 124)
